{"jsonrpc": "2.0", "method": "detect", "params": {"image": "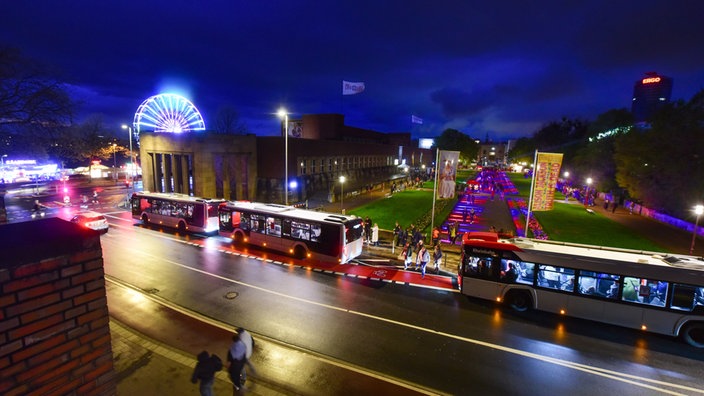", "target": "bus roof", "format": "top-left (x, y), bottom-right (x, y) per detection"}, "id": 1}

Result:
top-left (132, 191), bottom-right (226, 204)
top-left (220, 201), bottom-right (361, 224)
